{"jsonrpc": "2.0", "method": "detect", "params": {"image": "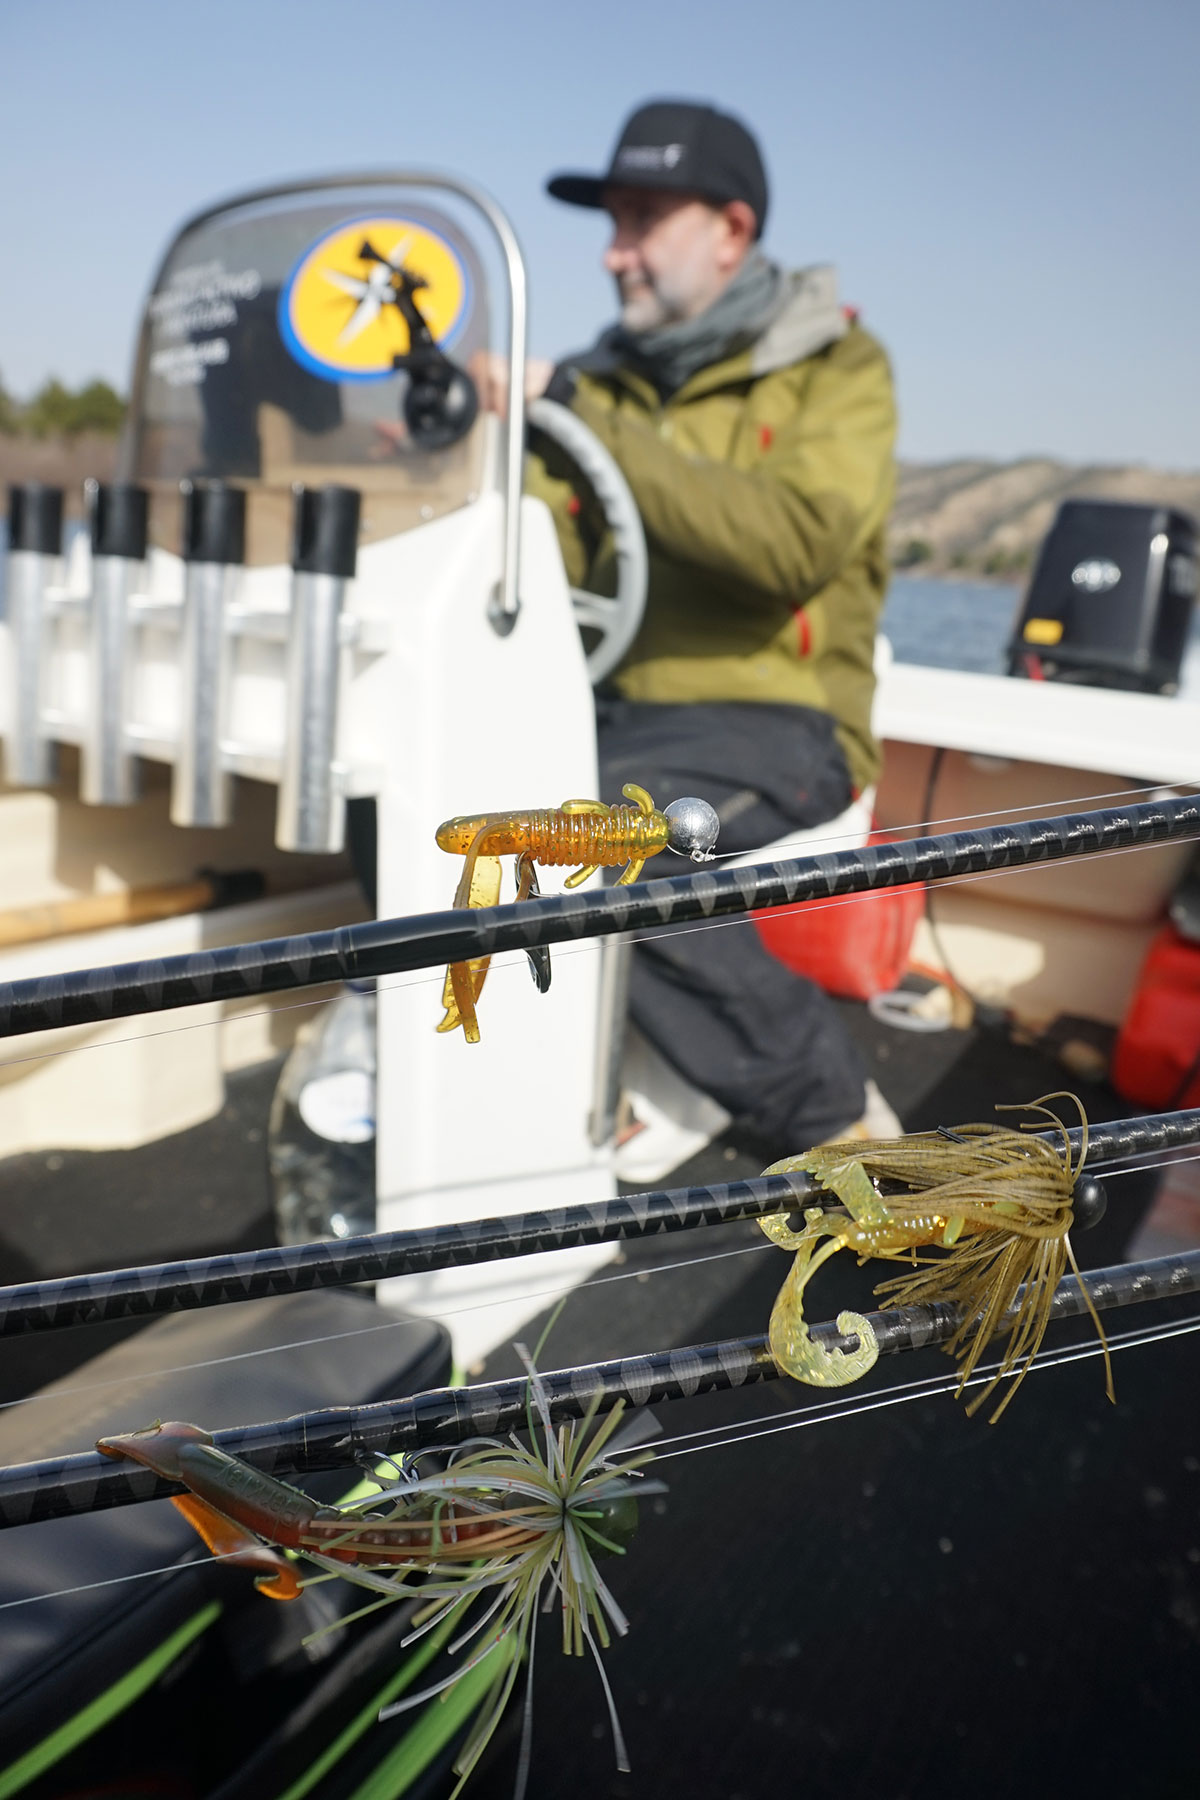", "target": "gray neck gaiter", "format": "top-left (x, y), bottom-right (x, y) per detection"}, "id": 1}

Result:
top-left (607, 250), bottom-right (787, 397)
